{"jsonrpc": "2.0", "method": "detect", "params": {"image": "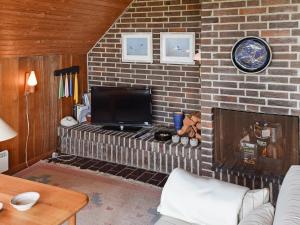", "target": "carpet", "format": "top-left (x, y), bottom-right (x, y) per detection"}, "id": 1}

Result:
top-left (15, 162), bottom-right (162, 225)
